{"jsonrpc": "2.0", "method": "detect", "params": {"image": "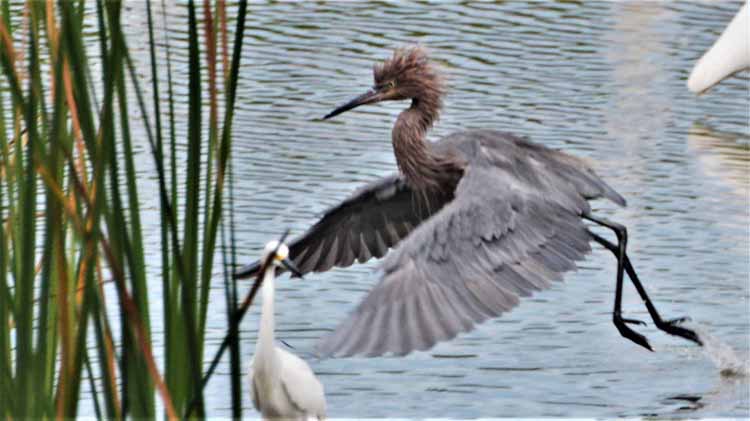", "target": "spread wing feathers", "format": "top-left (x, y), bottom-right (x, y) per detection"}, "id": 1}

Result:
top-left (532, 145), bottom-right (626, 207)
top-left (316, 165), bottom-right (594, 358)
top-left (235, 174), bottom-right (451, 279)
top-left (277, 348), bottom-right (327, 418)
top-left (490, 131), bottom-right (626, 208)
top-left (438, 130), bottom-right (626, 208)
